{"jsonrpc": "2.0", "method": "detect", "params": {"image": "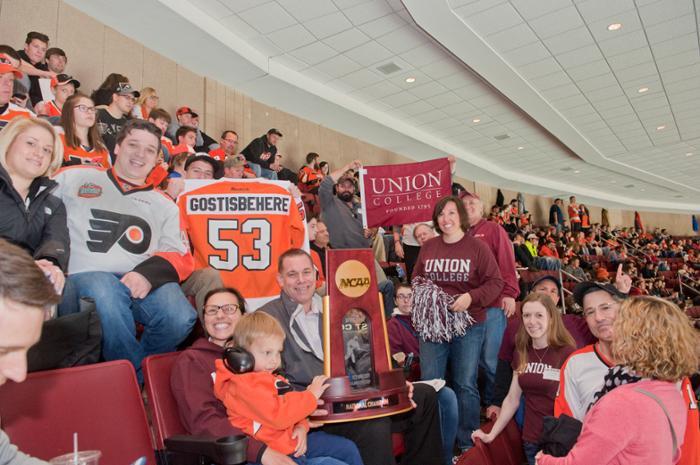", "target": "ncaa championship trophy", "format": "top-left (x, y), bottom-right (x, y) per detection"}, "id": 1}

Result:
top-left (311, 248), bottom-right (412, 423)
